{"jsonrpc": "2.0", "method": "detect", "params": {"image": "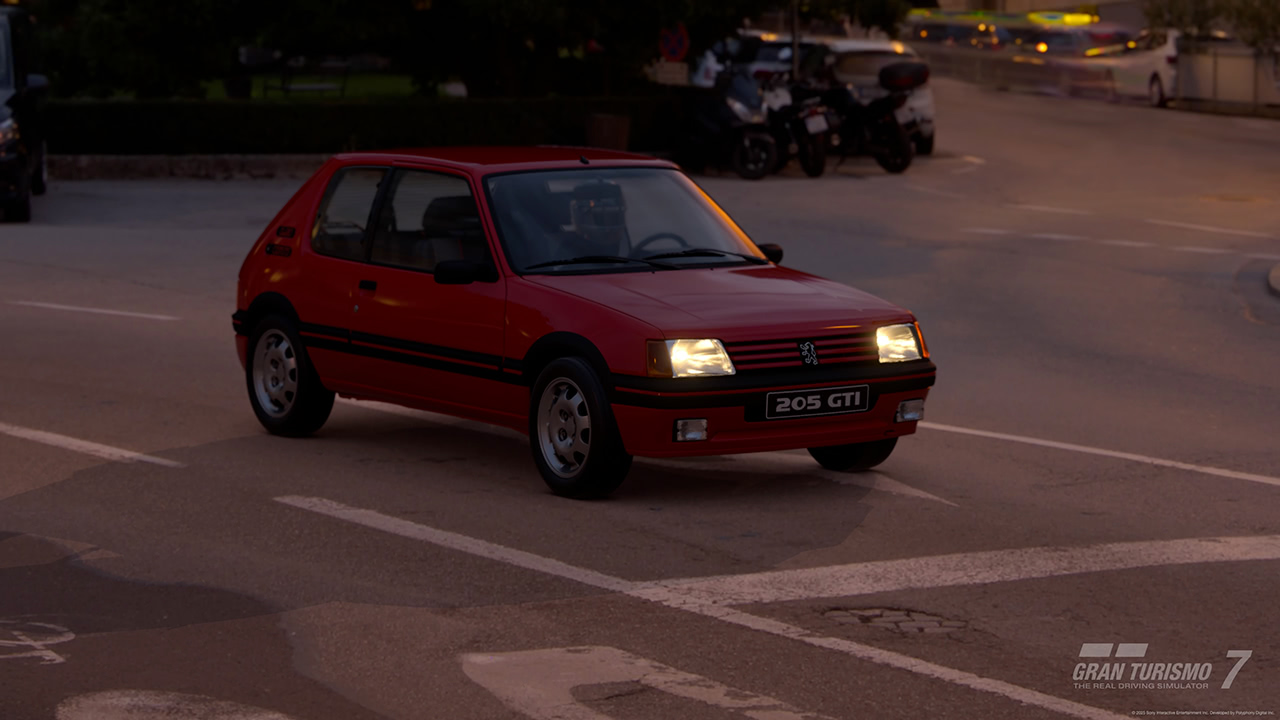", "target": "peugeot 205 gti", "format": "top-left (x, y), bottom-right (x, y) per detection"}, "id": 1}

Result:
top-left (233, 148), bottom-right (936, 498)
